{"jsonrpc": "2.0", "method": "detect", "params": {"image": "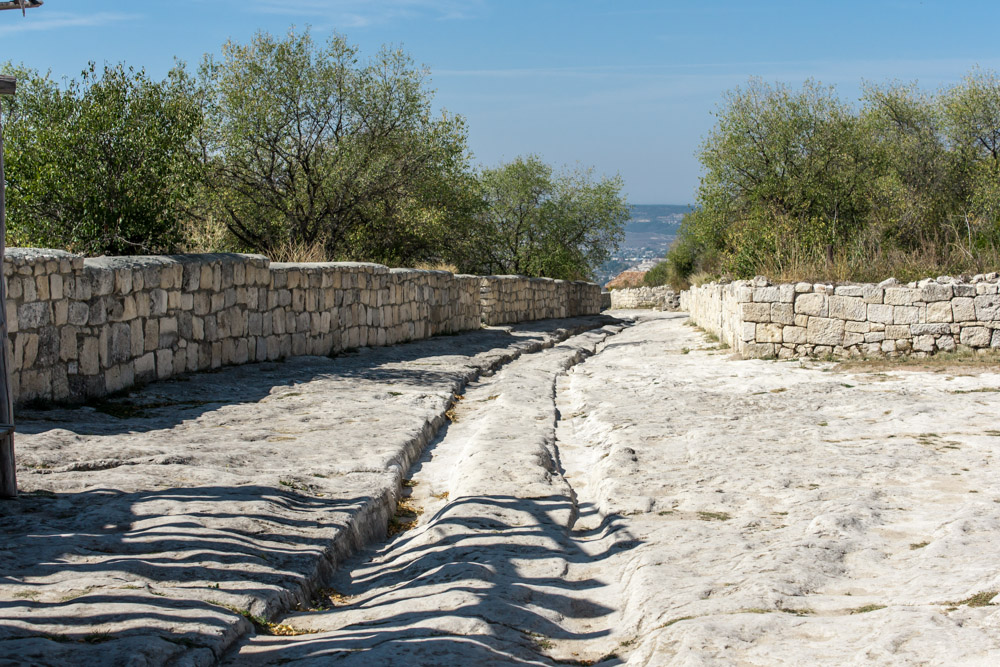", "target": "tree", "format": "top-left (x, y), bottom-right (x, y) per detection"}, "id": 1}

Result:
top-left (195, 28), bottom-right (476, 264)
top-left (0, 62), bottom-right (200, 255)
top-left (468, 155), bottom-right (628, 280)
top-left (941, 68), bottom-right (1000, 252)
